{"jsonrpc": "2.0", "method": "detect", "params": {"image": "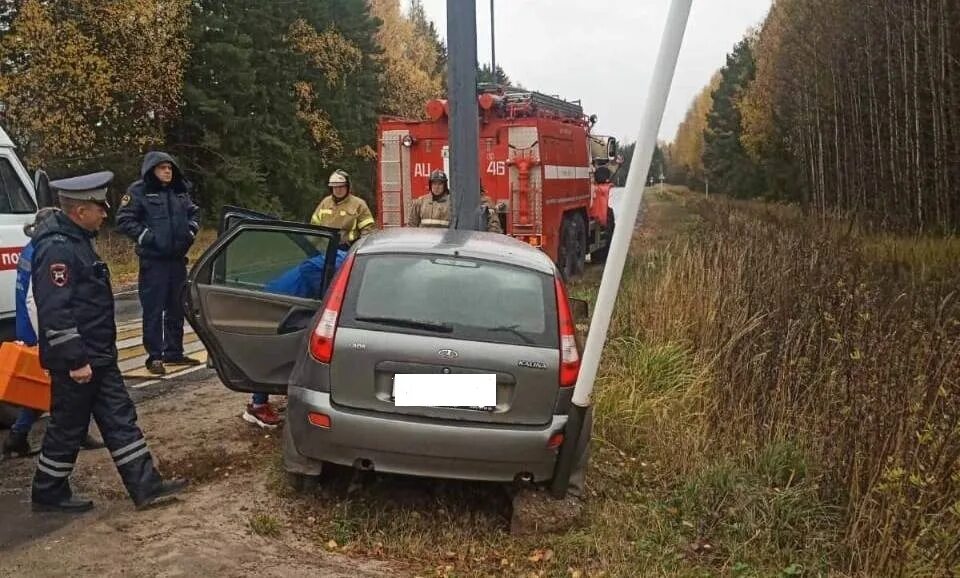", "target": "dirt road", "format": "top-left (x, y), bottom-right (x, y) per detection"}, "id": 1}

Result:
top-left (0, 373), bottom-right (402, 577)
